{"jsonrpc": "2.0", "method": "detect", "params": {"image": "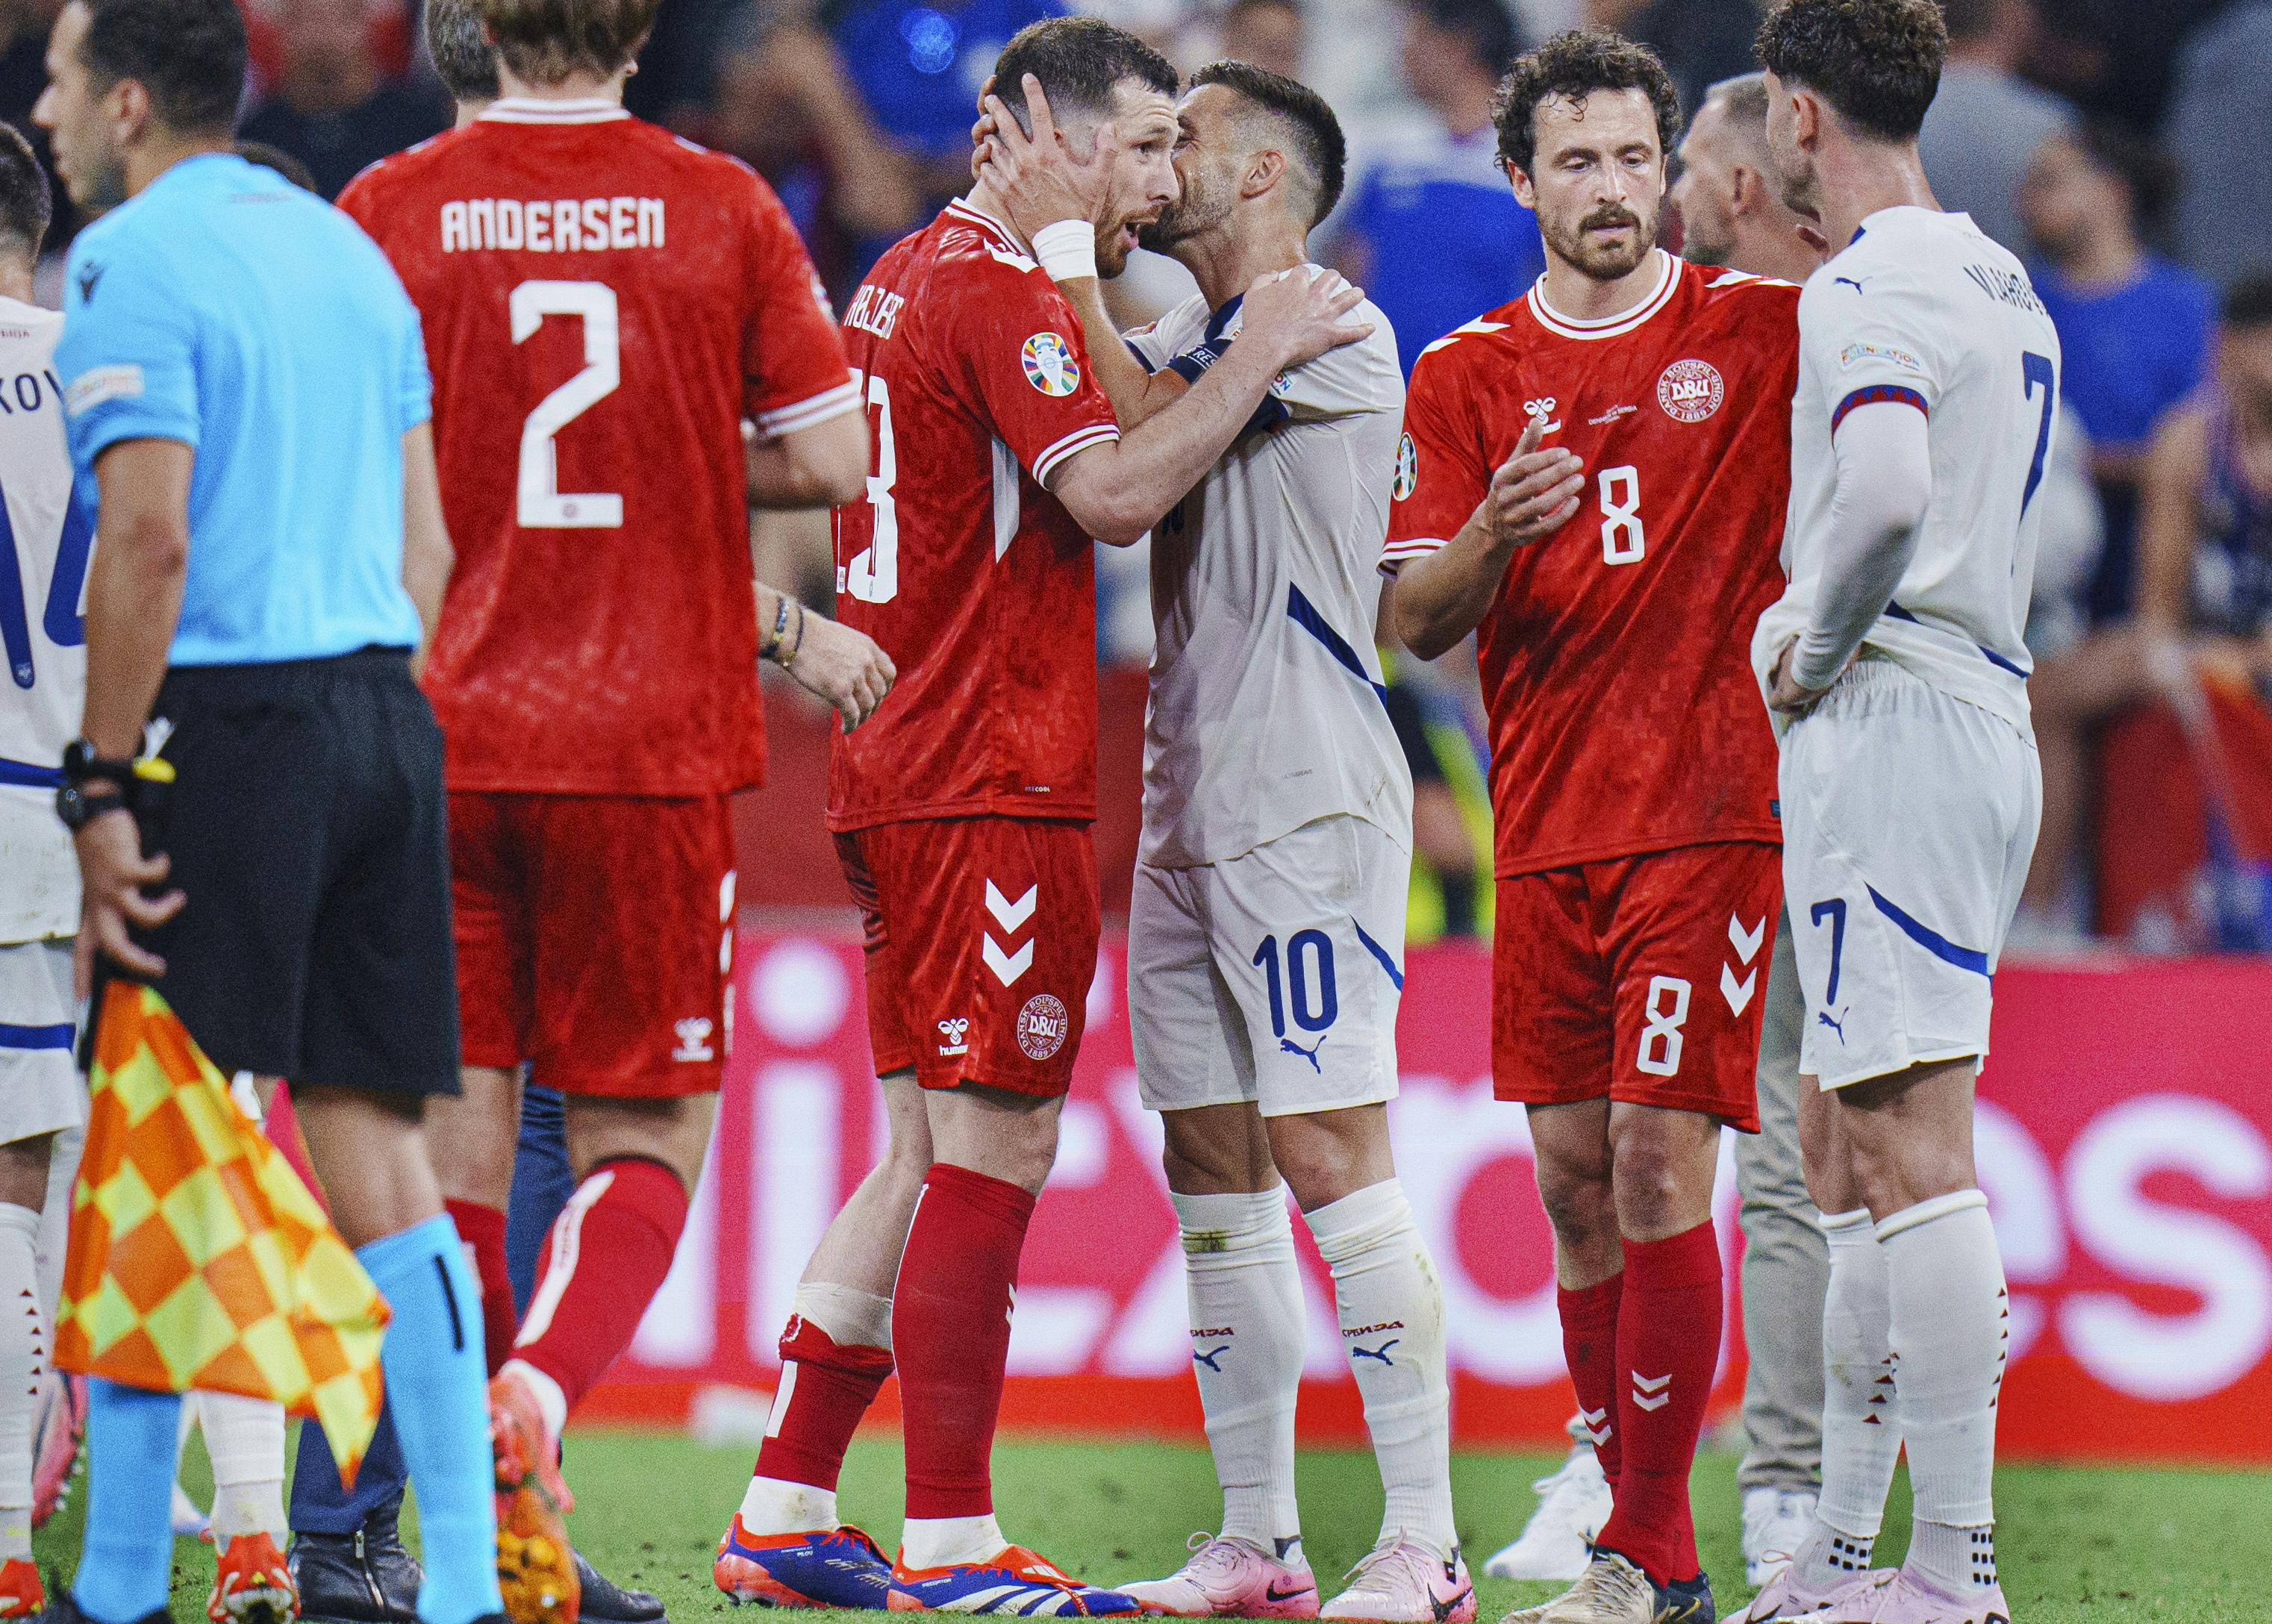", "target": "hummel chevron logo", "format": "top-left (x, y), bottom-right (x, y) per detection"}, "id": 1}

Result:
top-left (1721, 963), bottom-right (1756, 1017)
top-left (1580, 1405), bottom-right (1611, 1444)
top-left (1728, 914), bottom-right (1765, 962)
top-left (985, 880), bottom-right (1037, 933)
top-left (1632, 1372), bottom-right (1673, 1412)
top-left (983, 934), bottom-right (1034, 986)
